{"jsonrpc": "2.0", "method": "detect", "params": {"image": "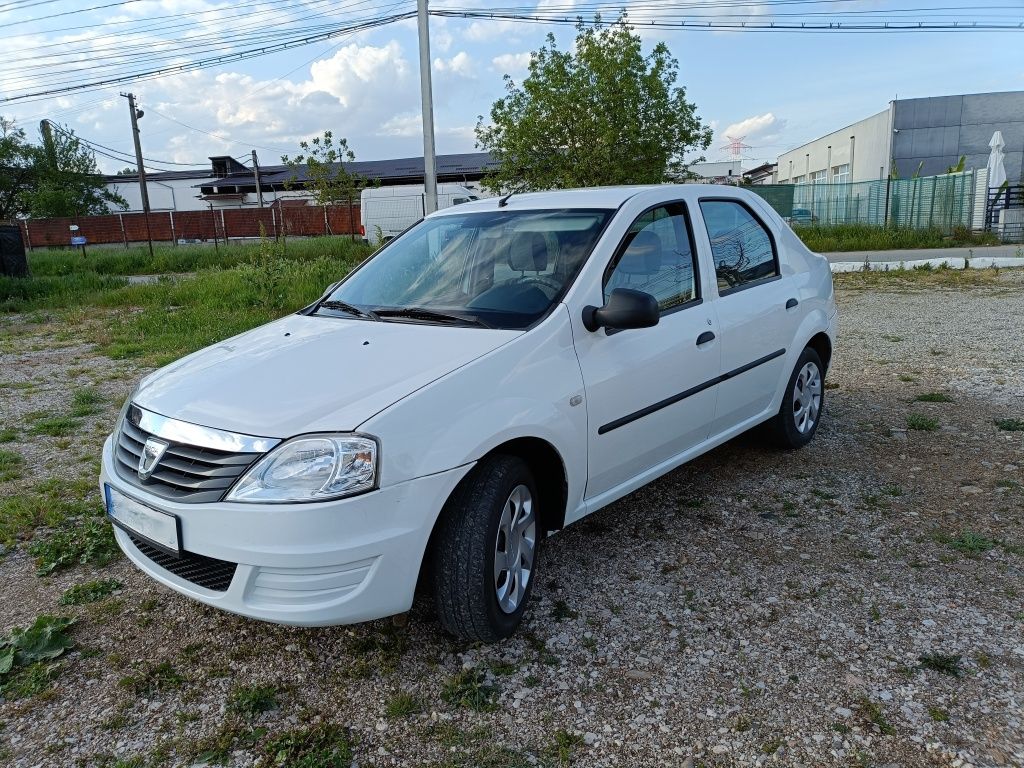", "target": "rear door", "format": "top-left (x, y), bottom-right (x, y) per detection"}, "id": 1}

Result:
top-left (570, 201), bottom-right (722, 504)
top-left (696, 196), bottom-right (801, 435)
